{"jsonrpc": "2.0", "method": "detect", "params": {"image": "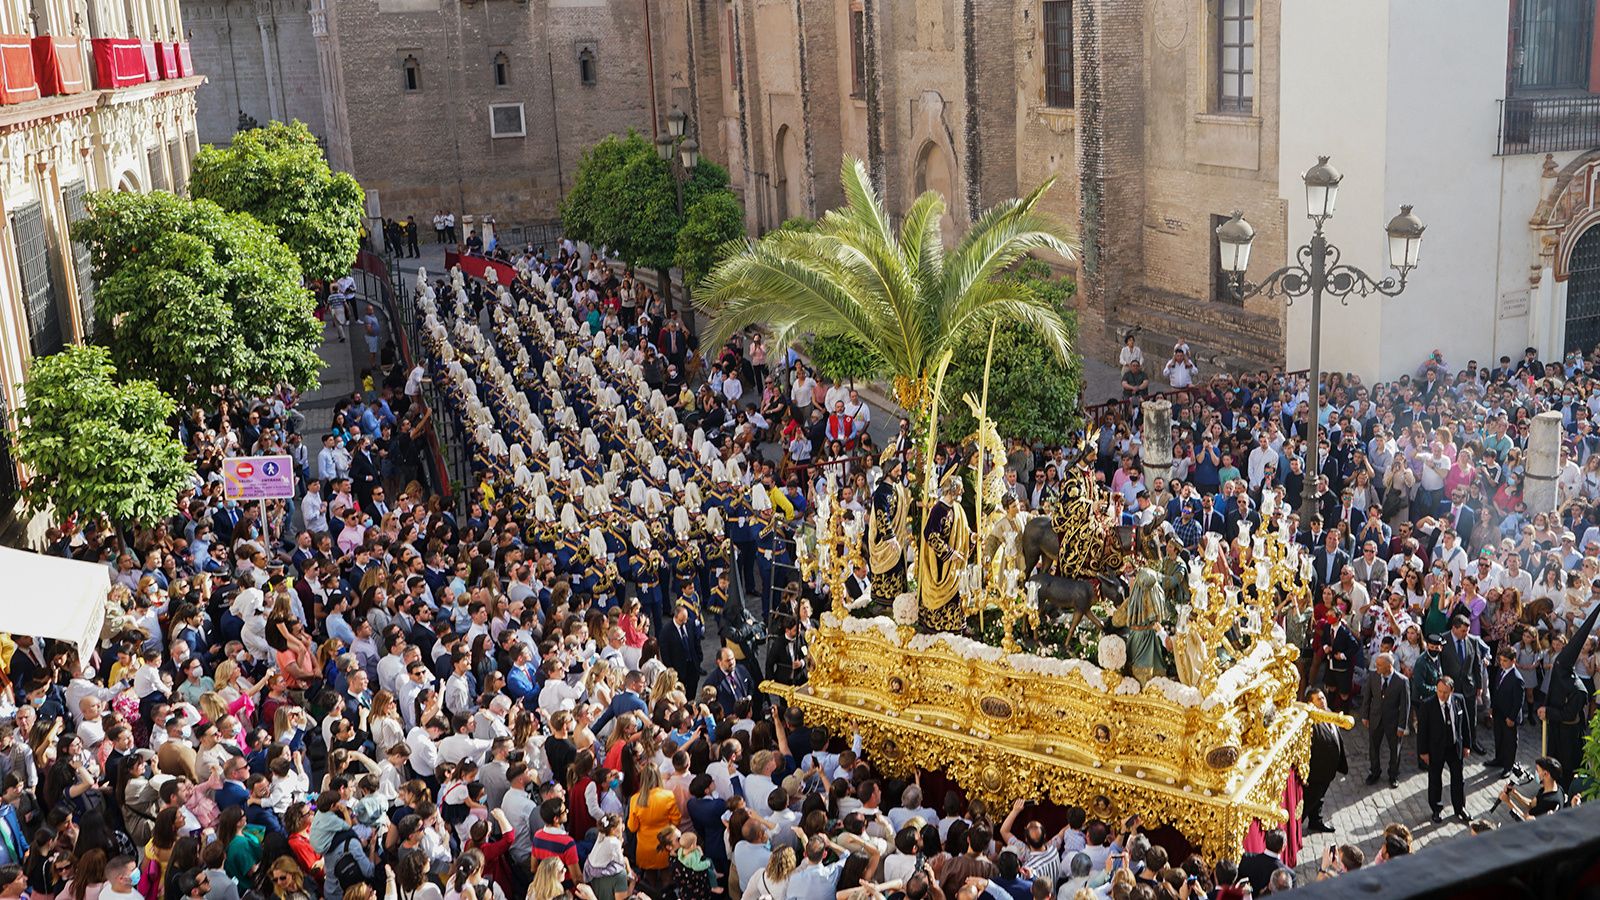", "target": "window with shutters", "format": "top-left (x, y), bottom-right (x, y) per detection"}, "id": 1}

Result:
top-left (147, 146), bottom-right (167, 192)
top-left (61, 181), bottom-right (95, 340)
top-left (1214, 0), bottom-right (1254, 114)
top-left (1043, 0), bottom-right (1073, 108)
top-left (12, 202), bottom-right (63, 359)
